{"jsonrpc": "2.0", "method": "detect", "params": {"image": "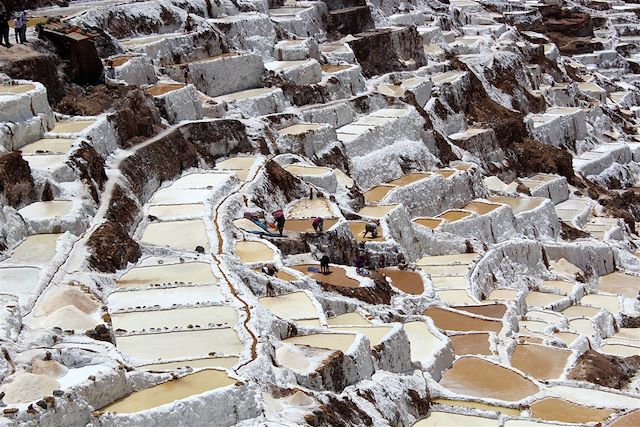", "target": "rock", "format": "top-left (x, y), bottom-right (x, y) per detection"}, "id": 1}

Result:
top-left (87, 221), bottom-right (141, 273)
top-left (66, 142), bottom-right (108, 204)
top-left (0, 152), bottom-right (35, 208)
top-left (568, 349), bottom-right (640, 389)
